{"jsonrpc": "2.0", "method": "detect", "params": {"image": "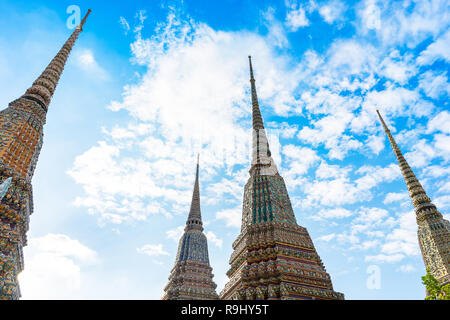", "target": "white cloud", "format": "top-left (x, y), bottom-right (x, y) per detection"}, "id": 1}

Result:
top-left (327, 39), bottom-right (378, 76)
top-left (282, 144), bottom-right (320, 175)
top-left (67, 140), bottom-right (174, 224)
top-left (358, 0), bottom-right (381, 31)
top-left (435, 195), bottom-right (450, 209)
top-left (119, 16), bottom-right (130, 35)
top-left (298, 112), bottom-right (362, 160)
top-left (216, 207), bottom-right (241, 228)
top-left (381, 211), bottom-right (420, 257)
top-left (312, 207), bottom-right (353, 220)
top-left (69, 10), bottom-right (307, 225)
top-left (358, 0), bottom-right (450, 48)
top-left (438, 181), bottom-right (450, 193)
top-left (136, 244), bottom-right (169, 257)
top-left (352, 239), bottom-right (380, 251)
top-left (263, 7), bottom-right (289, 47)
top-left (379, 51), bottom-right (417, 85)
top-left (417, 29), bottom-right (450, 65)
top-left (397, 264), bottom-right (417, 273)
top-left (418, 71), bottom-right (450, 99)
top-left (383, 192), bottom-right (409, 204)
top-left (403, 140), bottom-right (434, 168)
top-left (134, 10), bottom-right (148, 34)
top-left (355, 164), bottom-right (401, 190)
top-left (285, 0), bottom-right (345, 28)
top-left (206, 177), bottom-right (244, 205)
top-left (354, 207), bottom-right (389, 225)
top-left (285, 7), bottom-right (309, 31)
top-left (206, 231), bottom-right (223, 248)
top-left (317, 233), bottom-right (336, 242)
top-left (166, 226), bottom-right (185, 242)
top-left (315, 161), bottom-right (350, 179)
top-left (360, 86), bottom-right (433, 121)
top-left (427, 111), bottom-right (450, 134)
top-left (365, 230), bottom-right (385, 238)
top-left (318, 0), bottom-right (346, 24)
top-left (365, 134), bottom-right (385, 155)
top-left (336, 233), bottom-right (360, 244)
top-left (268, 121), bottom-right (298, 139)
top-left (302, 164), bottom-right (400, 208)
top-left (19, 234), bottom-right (98, 300)
top-left (422, 165), bottom-right (450, 178)
top-left (73, 48), bottom-right (109, 80)
top-left (301, 88), bottom-right (361, 114)
top-left (433, 134), bottom-right (450, 161)
top-left (365, 253), bottom-right (404, 263)
top-left (302, 176), bottom-right (369, 207)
